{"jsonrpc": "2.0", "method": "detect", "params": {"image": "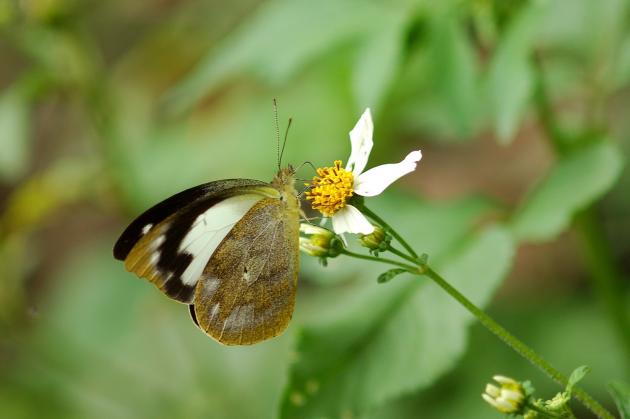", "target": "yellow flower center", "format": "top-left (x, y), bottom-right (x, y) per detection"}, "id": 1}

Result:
top-left (305, 160), bottom-right (354, 217)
